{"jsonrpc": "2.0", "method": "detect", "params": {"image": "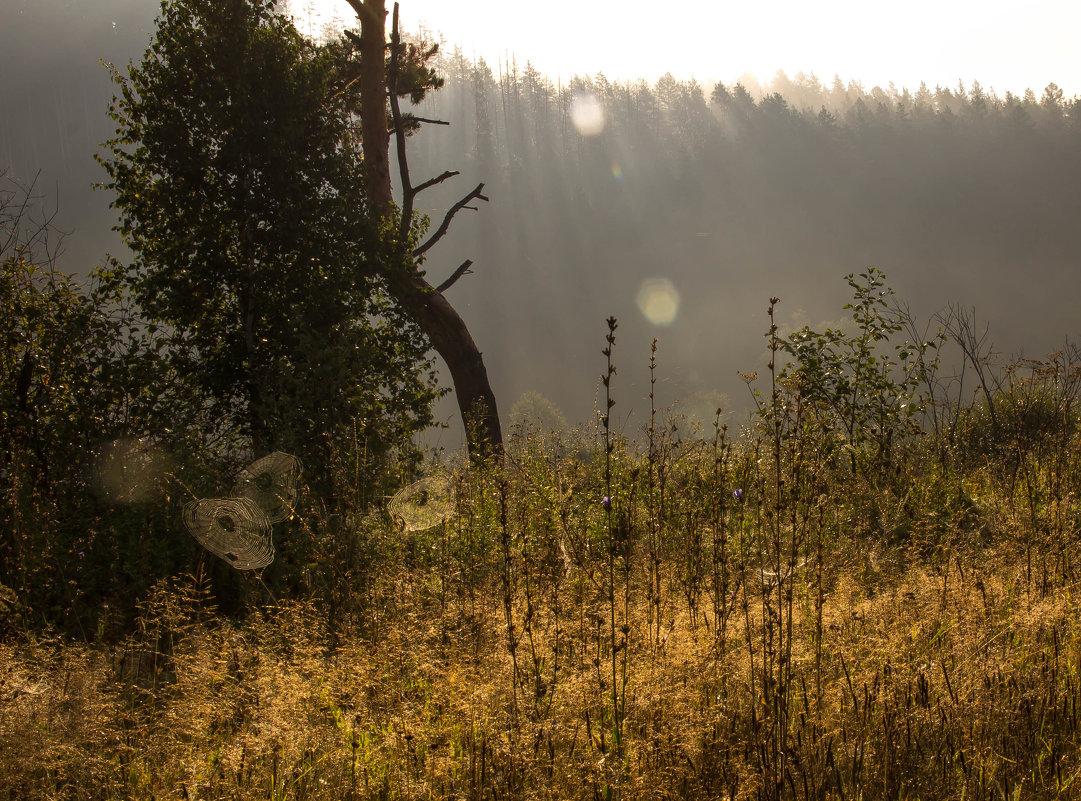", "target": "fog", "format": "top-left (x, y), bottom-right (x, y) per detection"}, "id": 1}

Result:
top-left (405, 57), bottom-right (1081, 440)
top-left (2, 1), bottom-right (157, 272)
top-left (5, 3), bottom-right (1080, 446)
